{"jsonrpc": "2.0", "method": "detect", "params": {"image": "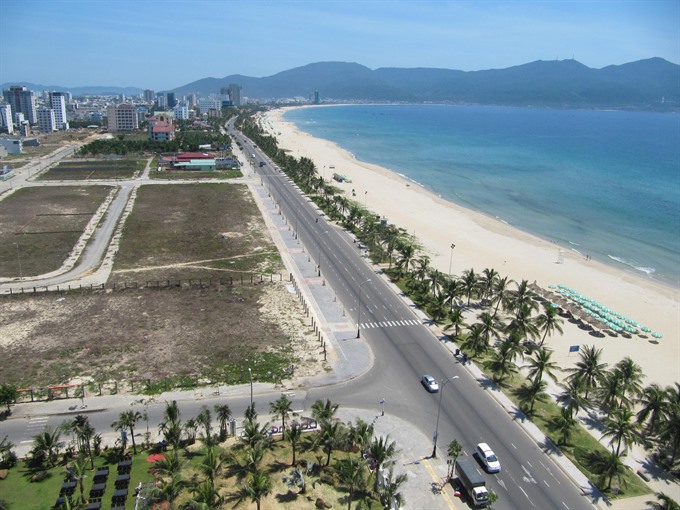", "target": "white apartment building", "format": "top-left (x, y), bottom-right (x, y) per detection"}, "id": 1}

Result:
top-left (173, 104), bottom-right (190, 120)
top-left (38, 108), bottom-right (57, 132)
top-left (106, 104), bottom-right (139, 132)
top-left (198, 97), bottom-right (221, 115)
top-left (49, 92), bottom-right (69, 130)
top-left (0, 104), bottom-right (13, 134)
